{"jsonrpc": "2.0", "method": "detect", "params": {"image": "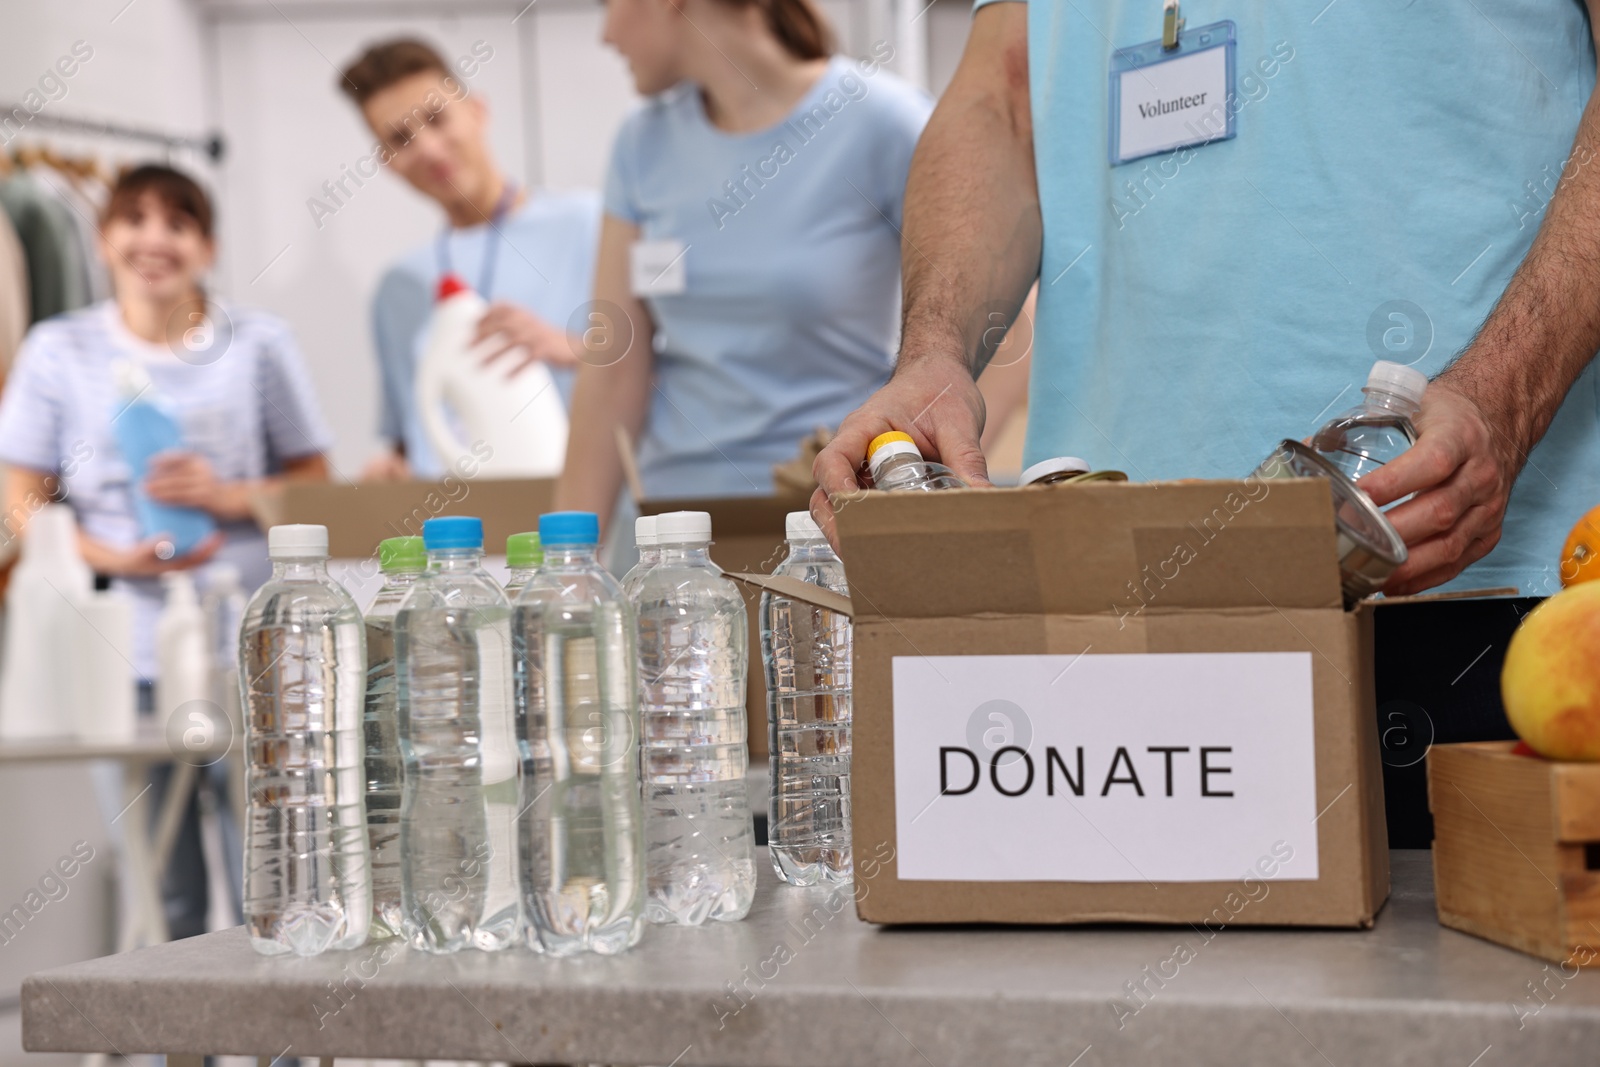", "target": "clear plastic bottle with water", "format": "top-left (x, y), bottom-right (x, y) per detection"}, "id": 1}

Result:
top-left (761, 511), bottom-right (853, 885)
top-left (619, 515), bottom-right (660, 602)
top-left (504, 531), bottom-right (543, 597)
top-left (513, 511), bottom-right (645, 955)
top-left (395, 516), bottom-right (521, 953)
top-left (636, 510), bottom-right (756, 925)
top-left (1311, 361), bottom-right (1427, 485)
top-left (361, 536), bottom-right (426, 941)
top-left (867, 431), bottom-right (966, 491)
top-left (240, 524), bottom-right (370, 956)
